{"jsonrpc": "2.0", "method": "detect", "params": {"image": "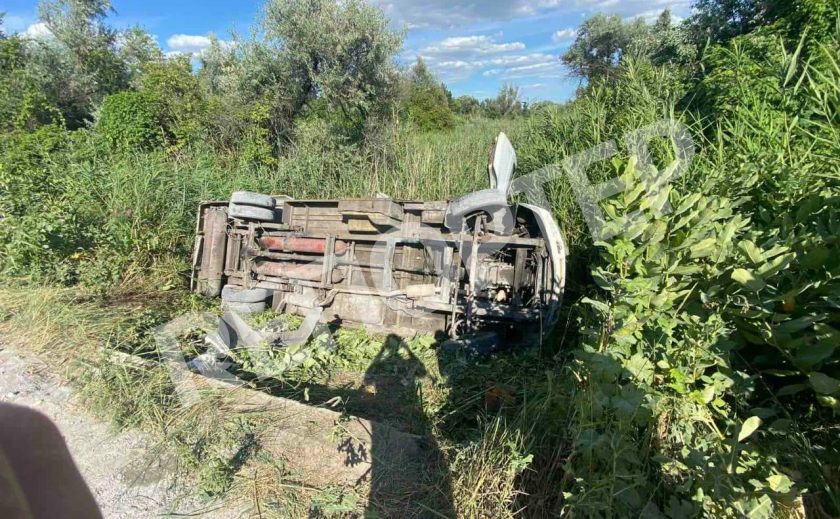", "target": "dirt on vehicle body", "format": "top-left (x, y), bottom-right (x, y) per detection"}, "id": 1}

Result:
top-left (191, 134), bottom-right (566, 349)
